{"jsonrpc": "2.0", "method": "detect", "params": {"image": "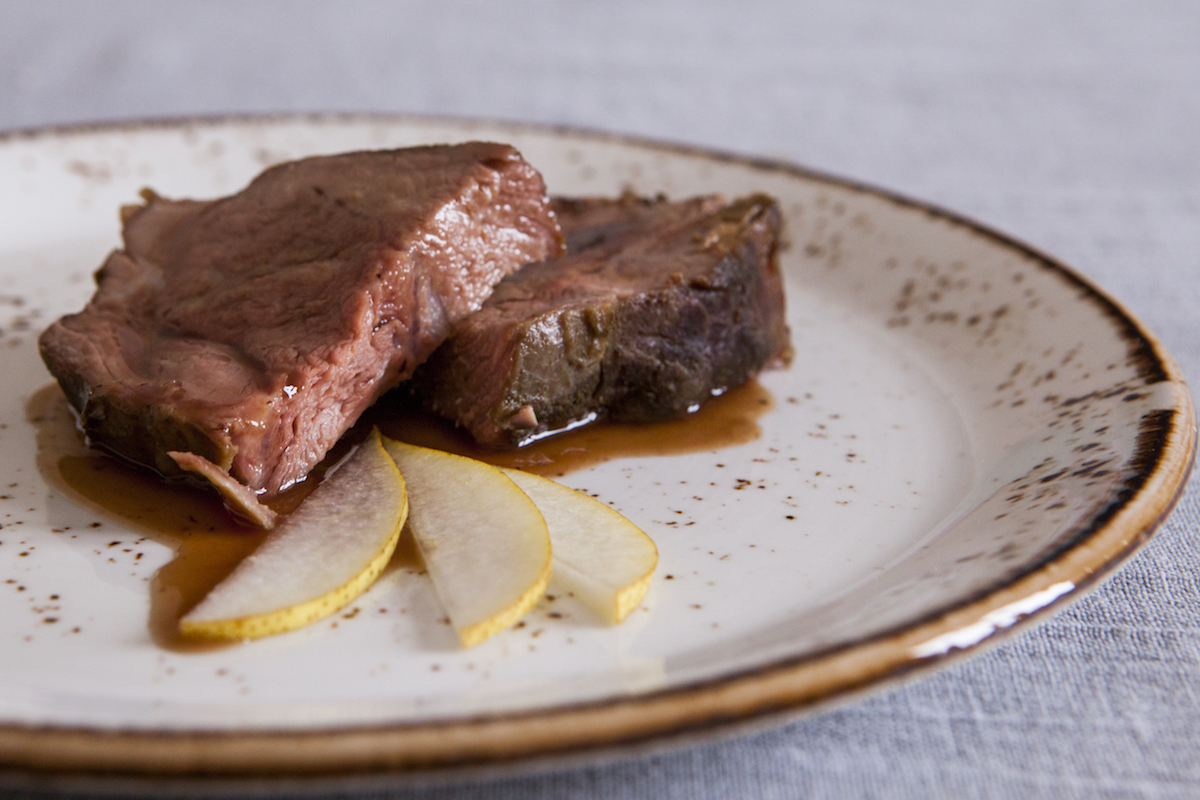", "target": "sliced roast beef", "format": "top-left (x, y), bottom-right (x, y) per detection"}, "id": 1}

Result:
top-left (413, 193), bottom-right (789, 448)
top-left (39, 143), bottom-right (564, 496)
